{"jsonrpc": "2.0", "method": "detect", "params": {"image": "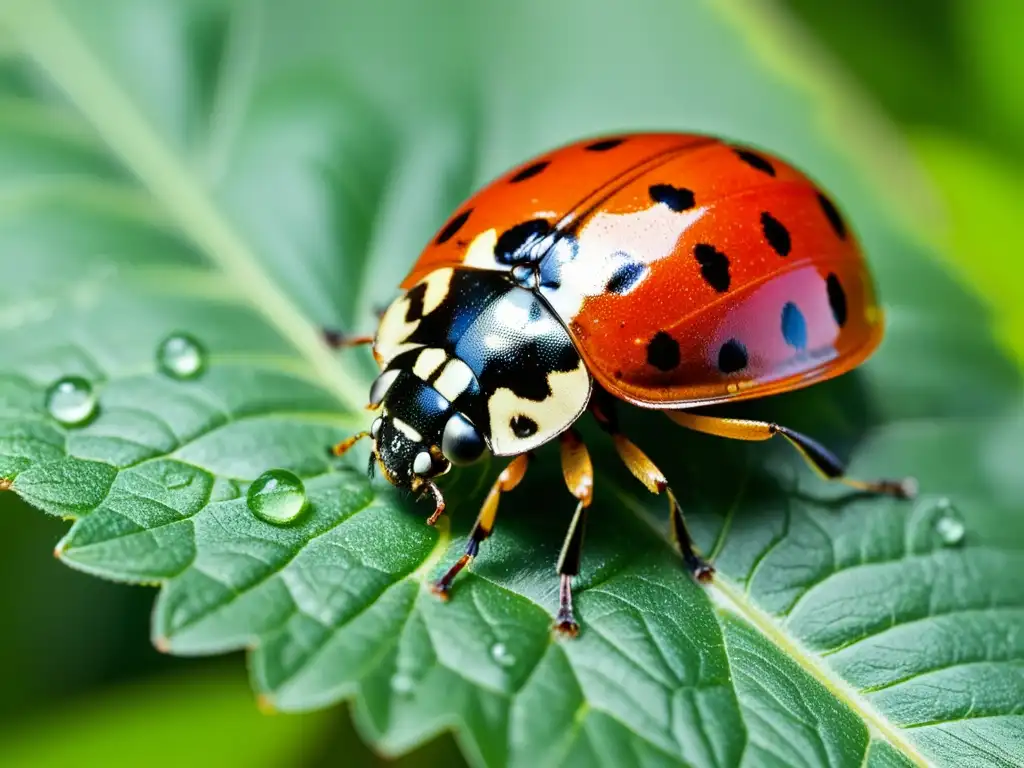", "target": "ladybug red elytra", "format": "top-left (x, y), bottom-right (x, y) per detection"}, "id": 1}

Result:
top-left (328, 132), bottom-right (916, 635)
